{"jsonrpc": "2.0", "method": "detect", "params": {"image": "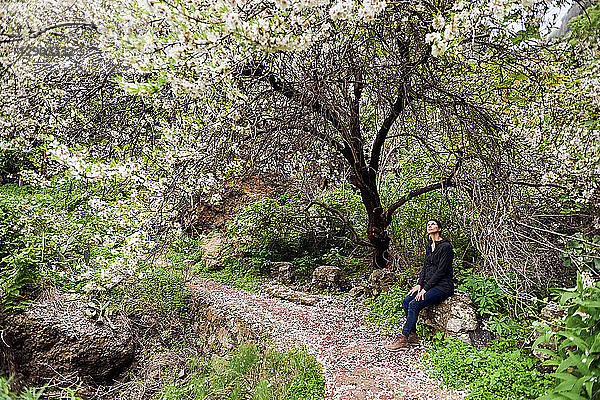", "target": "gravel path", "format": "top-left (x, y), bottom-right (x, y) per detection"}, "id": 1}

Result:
top-left (188, 277), bottom-right (464, 400)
